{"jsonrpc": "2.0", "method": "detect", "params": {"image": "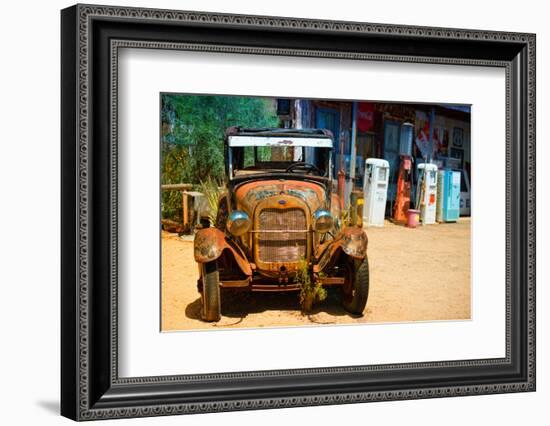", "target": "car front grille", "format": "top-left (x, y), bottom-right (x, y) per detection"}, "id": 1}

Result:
top-left (257, 208), bottom-right (307, 263)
